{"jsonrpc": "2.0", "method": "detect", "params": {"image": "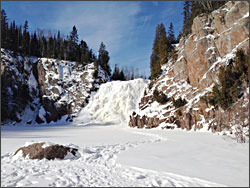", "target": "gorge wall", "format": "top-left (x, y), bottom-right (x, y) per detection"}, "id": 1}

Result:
top-left (129, 1), bottom-right (249, 142)
top-left (1, 49), bottom-right (110, 125)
